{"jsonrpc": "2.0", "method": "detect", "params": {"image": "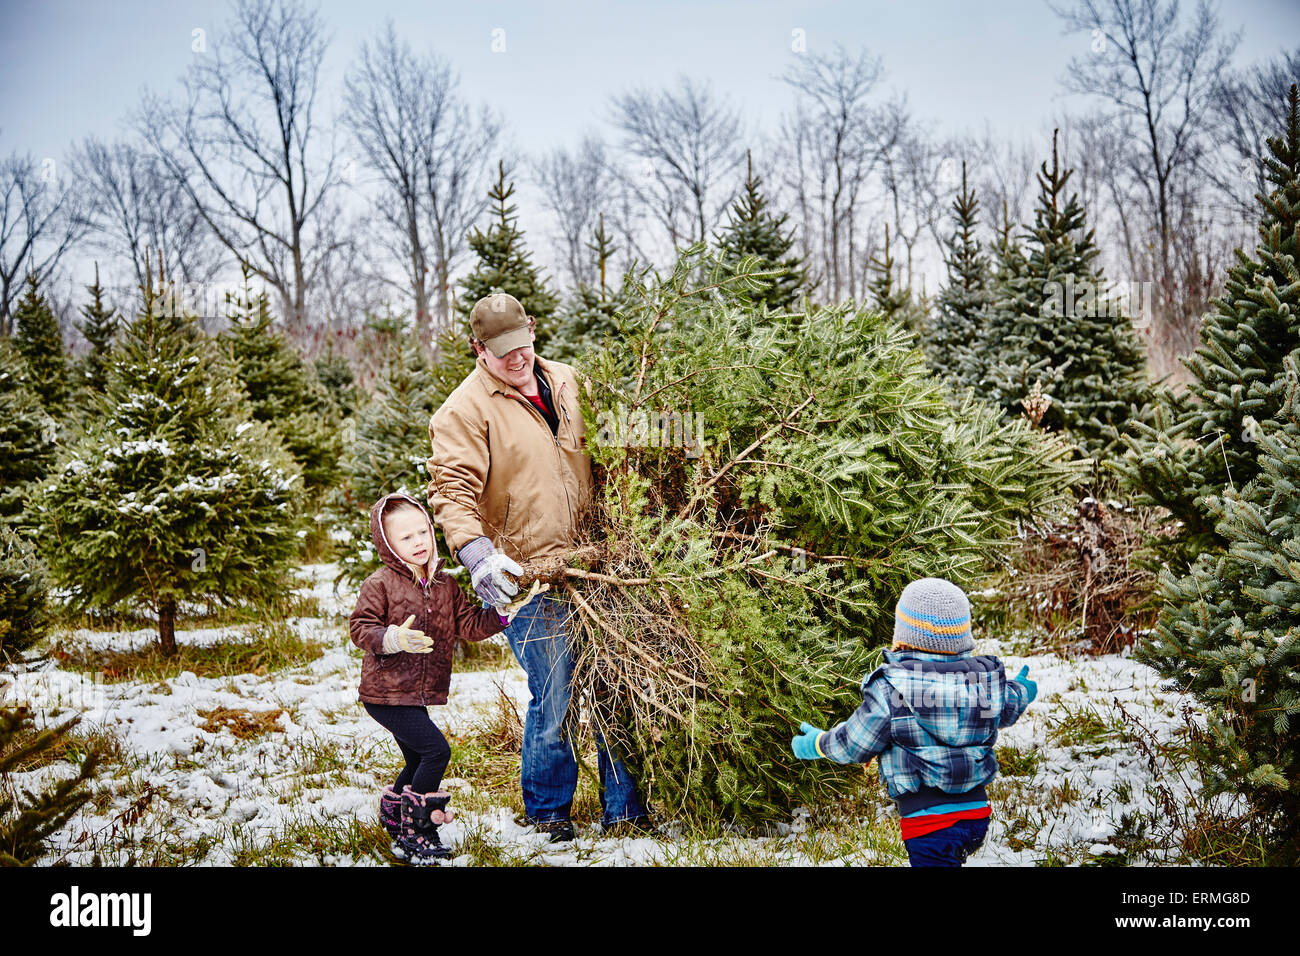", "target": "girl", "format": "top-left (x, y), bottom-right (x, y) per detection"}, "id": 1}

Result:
top-left (348, 492), bottom-right (543, 864)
